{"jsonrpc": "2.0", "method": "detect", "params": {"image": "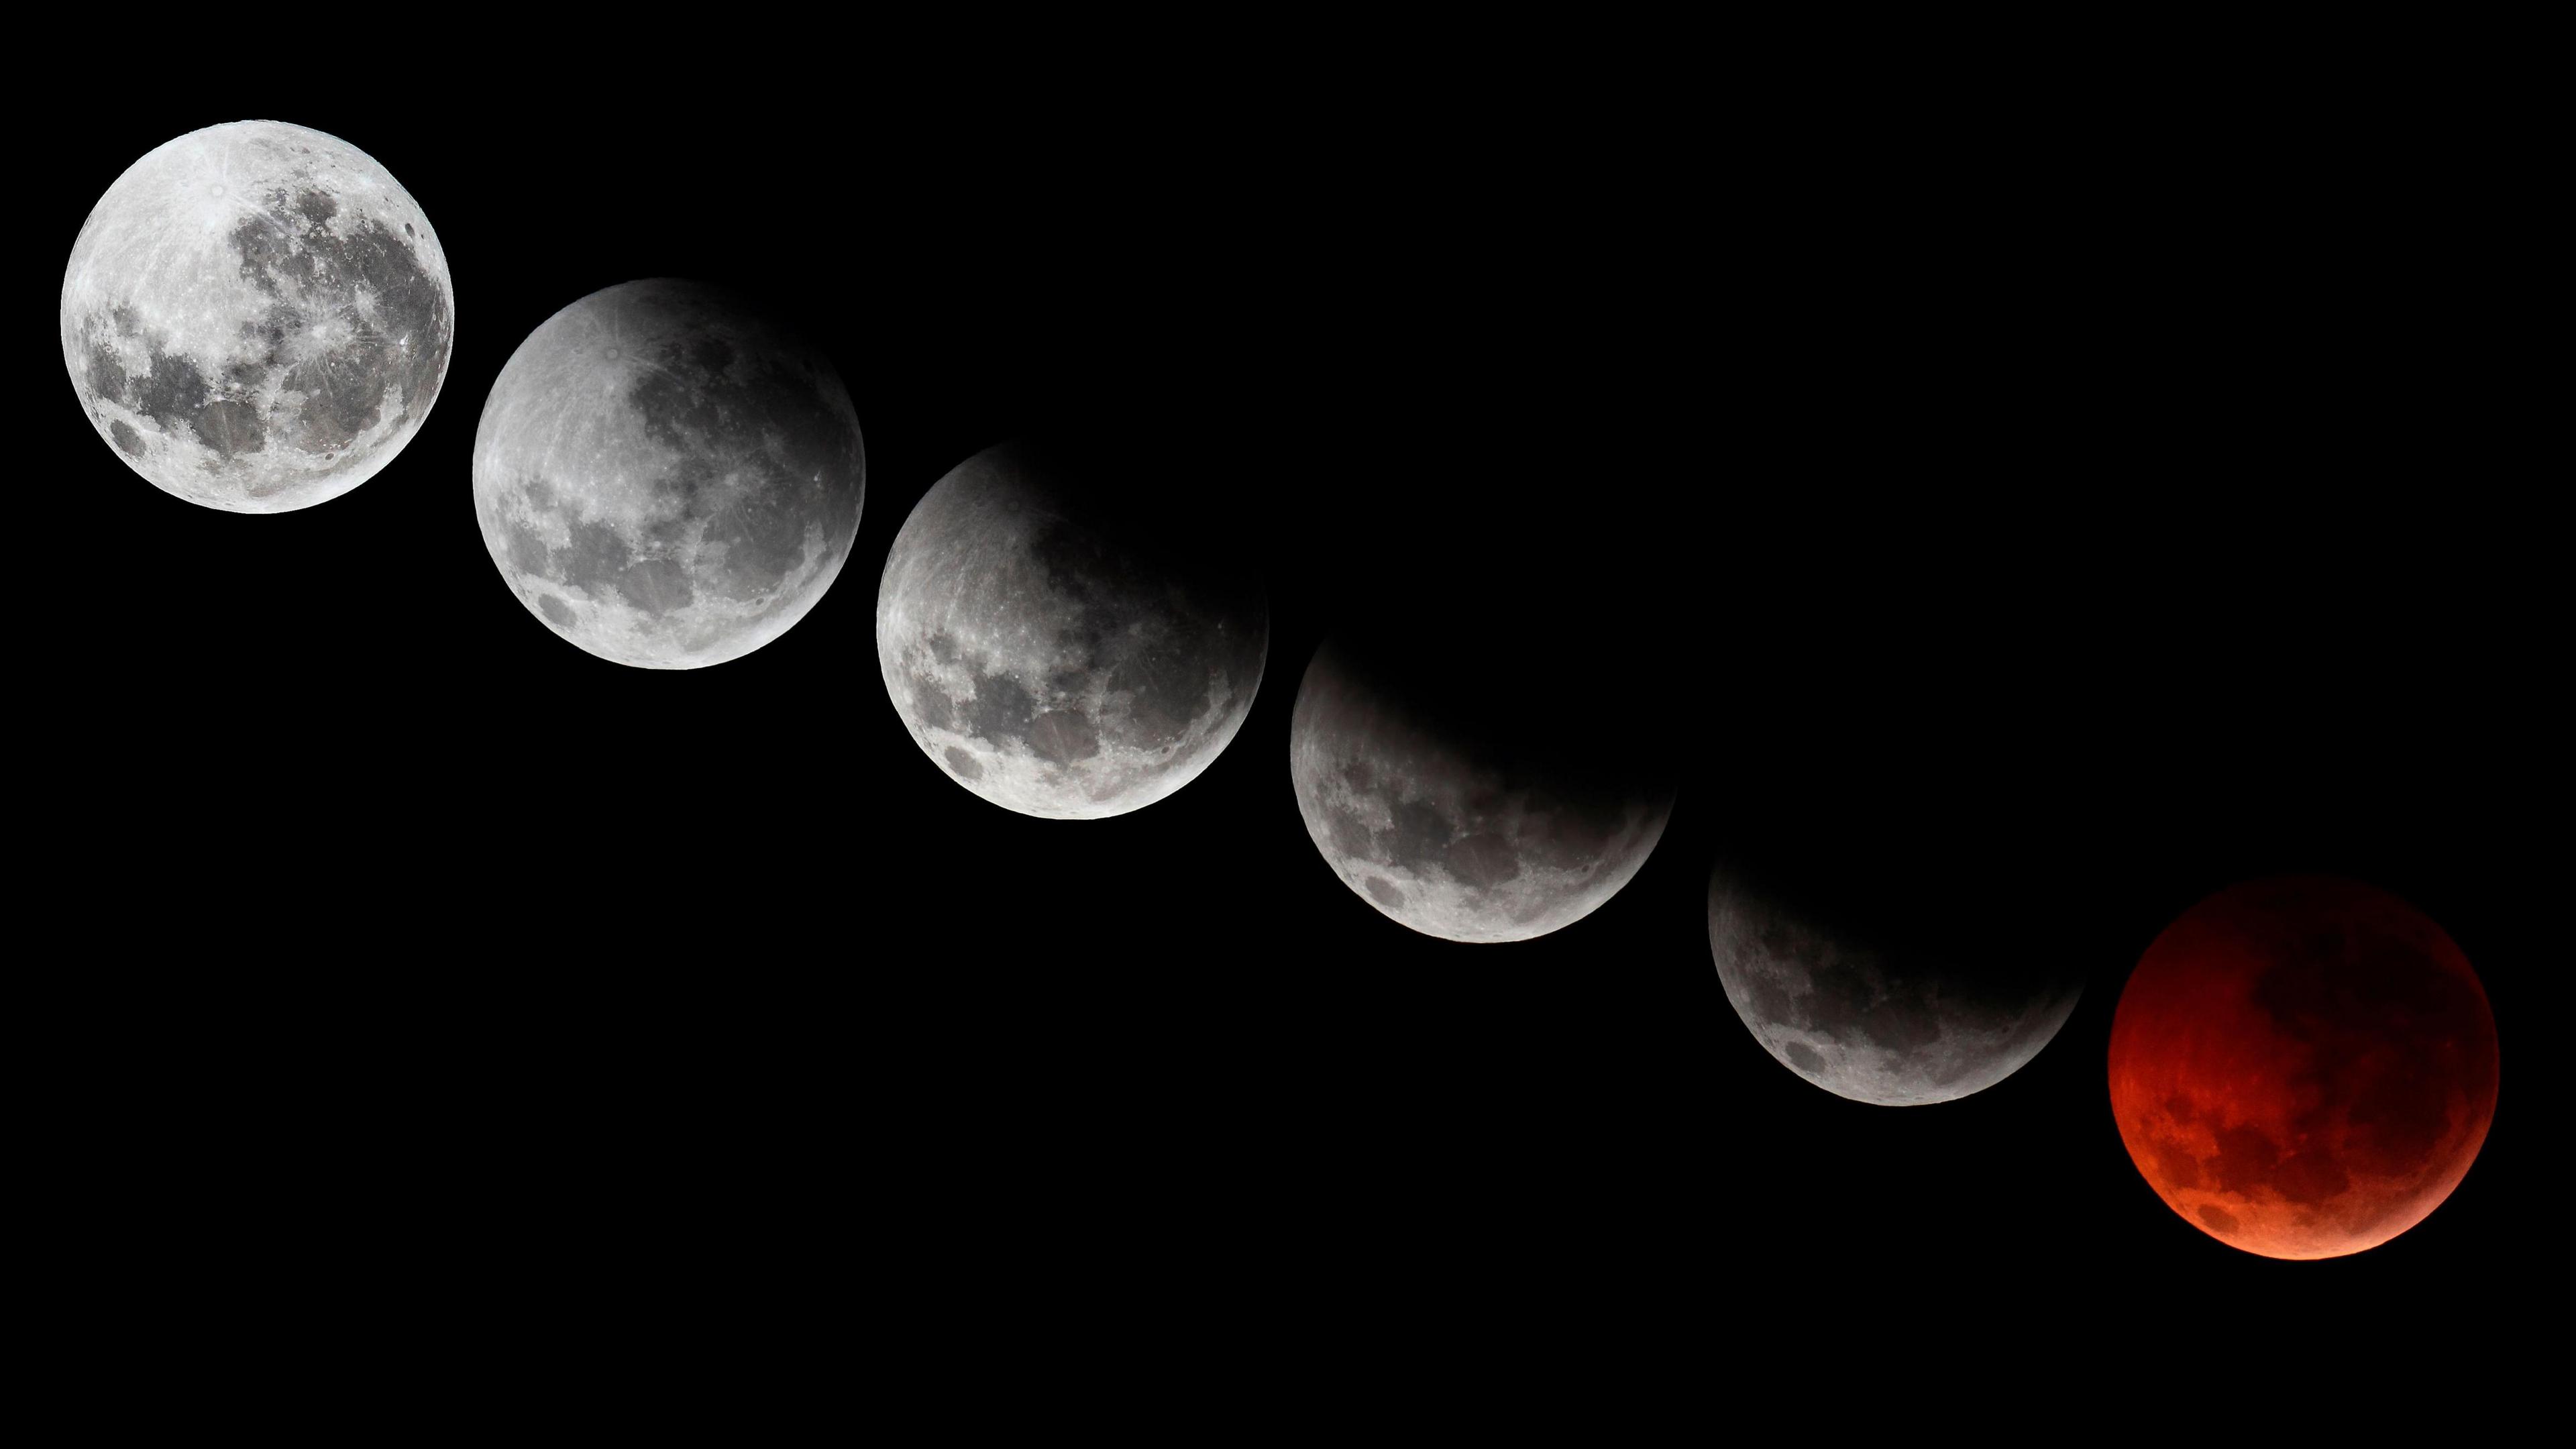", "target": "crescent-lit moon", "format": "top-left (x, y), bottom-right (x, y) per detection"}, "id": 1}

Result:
top-left (1287, 641), bottom-right (1674, 943)
top-left (1707, 861), bottom-right (2084, 1105)
top-left (61, 119), bottom-right (454, 513)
